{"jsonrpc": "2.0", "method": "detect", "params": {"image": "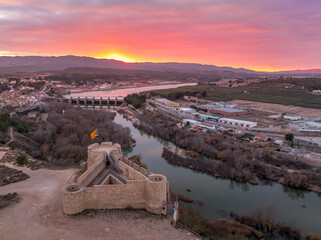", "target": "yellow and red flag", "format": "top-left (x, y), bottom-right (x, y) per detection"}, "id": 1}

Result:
top-left (90, 129), bottom-right (99, 139)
